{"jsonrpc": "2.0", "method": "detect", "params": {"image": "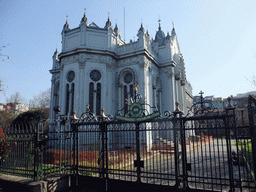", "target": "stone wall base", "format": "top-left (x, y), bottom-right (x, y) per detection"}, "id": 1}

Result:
top-left (0, 174), bottom-right (70, 192)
